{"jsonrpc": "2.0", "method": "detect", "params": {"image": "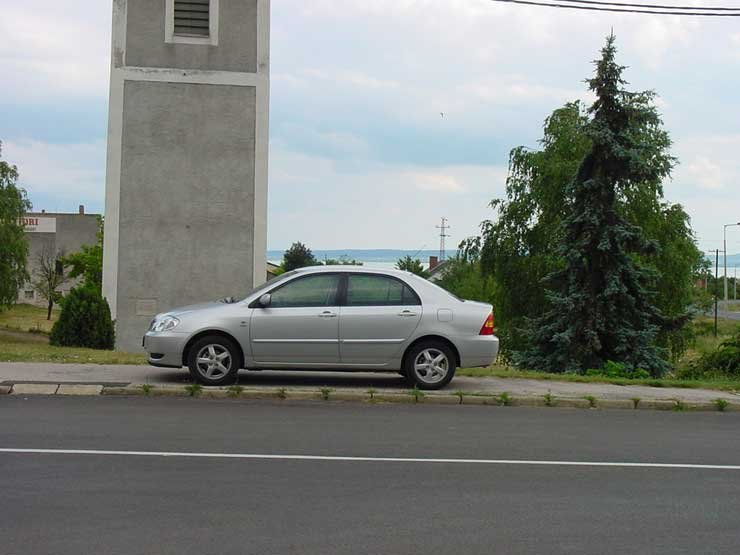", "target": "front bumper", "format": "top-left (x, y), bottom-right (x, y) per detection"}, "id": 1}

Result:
top-left (143, 331), bottom-right (189, 368)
